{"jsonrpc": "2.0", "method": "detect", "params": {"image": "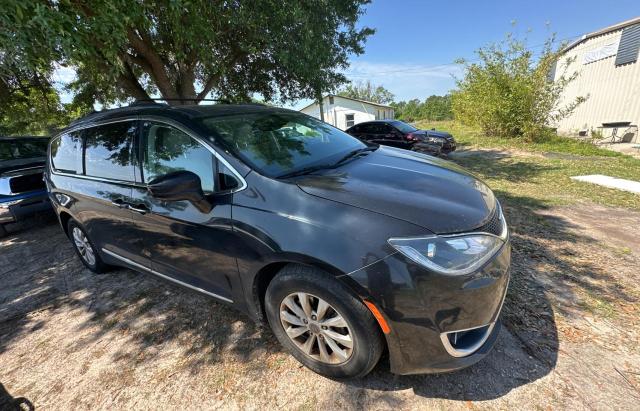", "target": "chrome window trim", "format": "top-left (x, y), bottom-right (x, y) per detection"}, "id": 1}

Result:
top-left (101, 248), bottom-right (234, 303)
top-left (49, 115), bottom-right (247, 194)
